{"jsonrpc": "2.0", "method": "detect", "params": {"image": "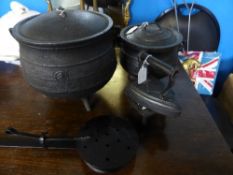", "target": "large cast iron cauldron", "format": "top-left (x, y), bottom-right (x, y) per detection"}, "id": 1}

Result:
top-left (10, 9), bottom-right (116, 98)
top-left (120, 22), bottom-right (183, 78)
